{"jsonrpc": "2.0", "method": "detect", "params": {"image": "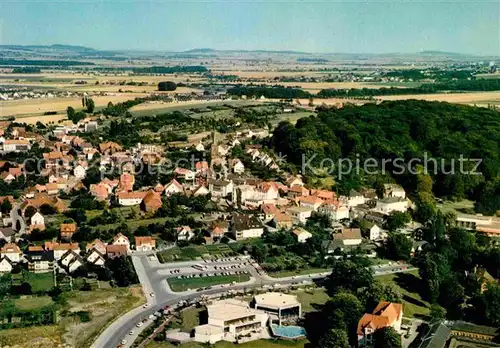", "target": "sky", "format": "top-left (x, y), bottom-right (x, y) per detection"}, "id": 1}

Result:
top-left (1, 0), bottom-right (499, 55)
